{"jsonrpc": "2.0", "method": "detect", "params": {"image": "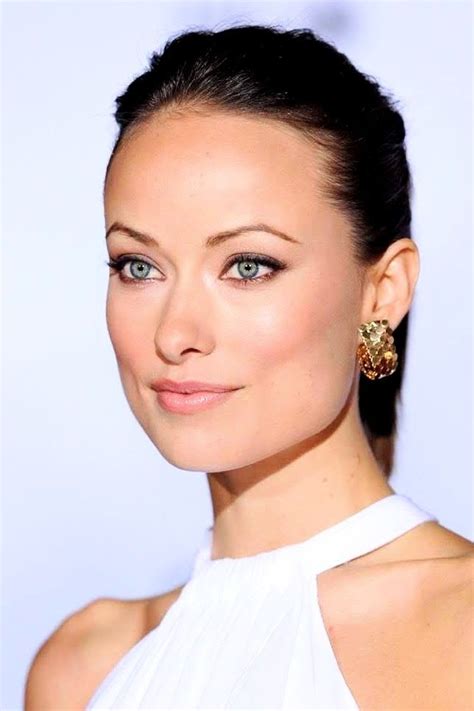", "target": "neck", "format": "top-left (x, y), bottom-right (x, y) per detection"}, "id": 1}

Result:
top-left (206, 401), bottom-right (395, 560)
